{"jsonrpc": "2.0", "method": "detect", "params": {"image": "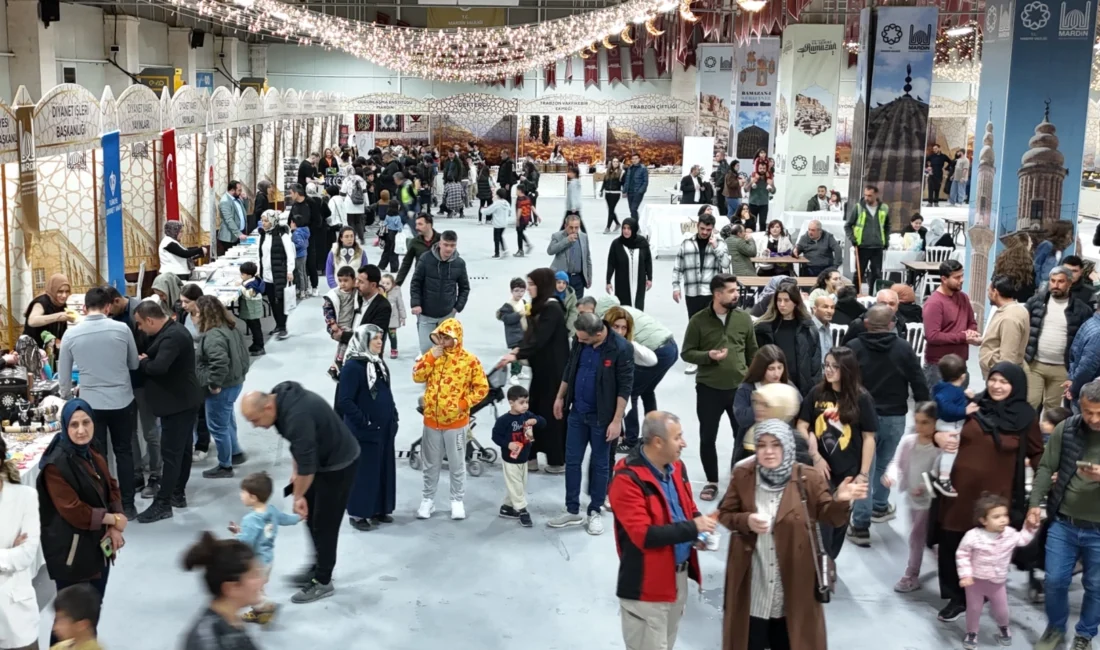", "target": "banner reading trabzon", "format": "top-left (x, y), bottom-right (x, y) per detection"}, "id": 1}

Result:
top-left (772, 25), bottom-right (844, 214)
top-left (696, 44), bottom-right (735, 158)
top-left (733, 37), bottom-right (780, 170)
